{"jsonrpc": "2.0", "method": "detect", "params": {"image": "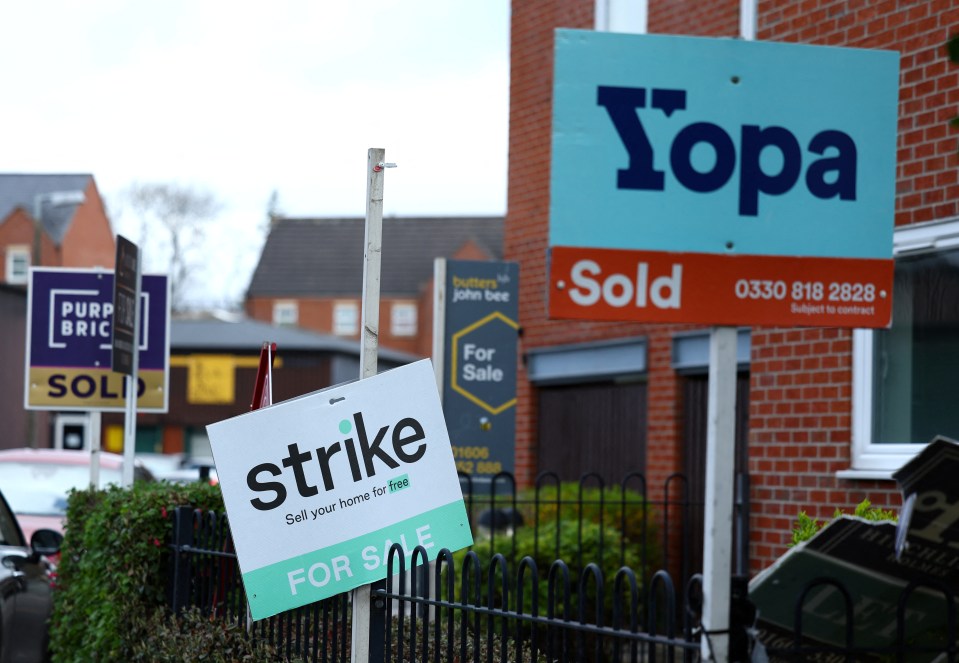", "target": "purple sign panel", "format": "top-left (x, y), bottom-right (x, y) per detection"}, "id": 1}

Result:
top-left (24, 268), bottom-right (169, 412)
